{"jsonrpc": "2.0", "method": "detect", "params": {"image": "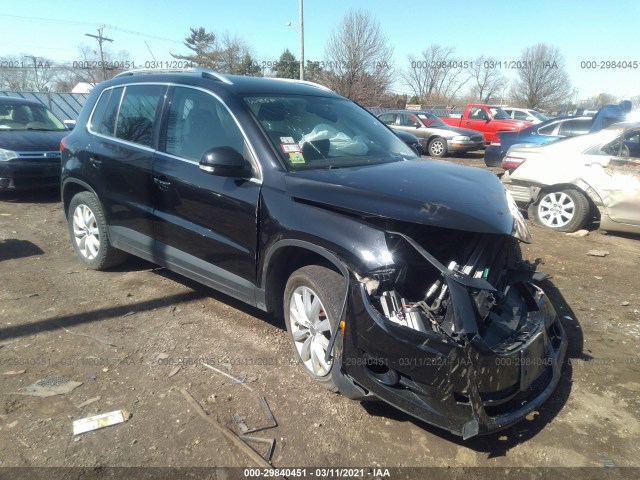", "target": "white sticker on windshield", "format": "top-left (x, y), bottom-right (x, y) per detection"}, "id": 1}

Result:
top-left (280, 136), bottom-right (295, 144)
top-left (281, 143), bottom-right (302, 153)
